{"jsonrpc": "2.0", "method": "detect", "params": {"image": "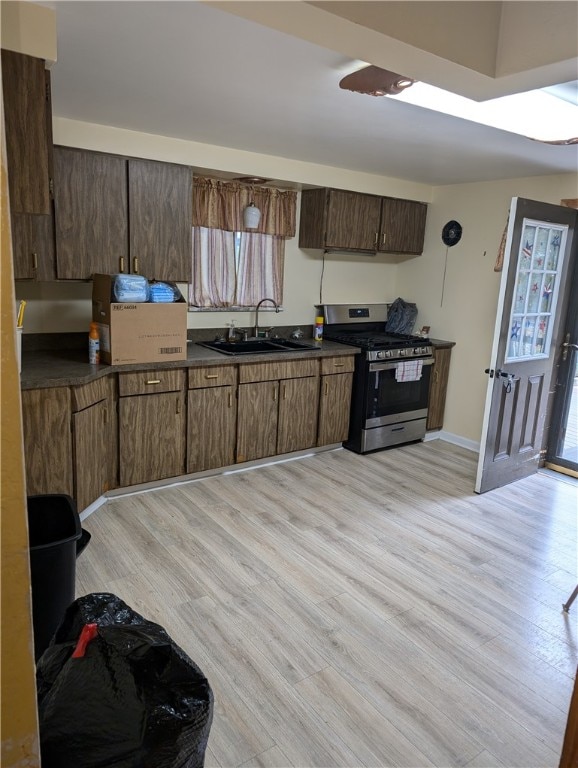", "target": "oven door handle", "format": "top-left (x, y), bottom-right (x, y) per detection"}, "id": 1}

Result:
top-left (369, 358), bottom-right (434, 372)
